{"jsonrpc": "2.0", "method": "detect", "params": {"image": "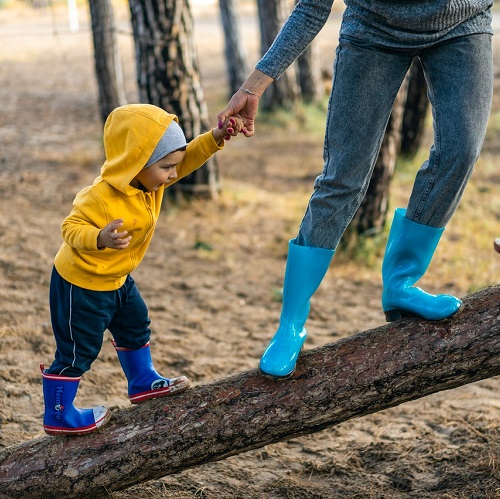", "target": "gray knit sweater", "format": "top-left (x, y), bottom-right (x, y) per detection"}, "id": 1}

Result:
top-left (256, 0), bottom-right (493, 80)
